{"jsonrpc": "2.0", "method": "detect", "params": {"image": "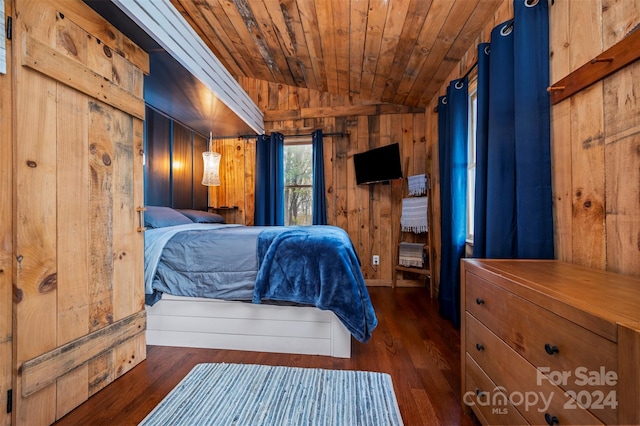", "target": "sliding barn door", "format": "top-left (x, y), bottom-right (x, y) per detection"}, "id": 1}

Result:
top-left (12, 1), bottom-right (149, 424)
